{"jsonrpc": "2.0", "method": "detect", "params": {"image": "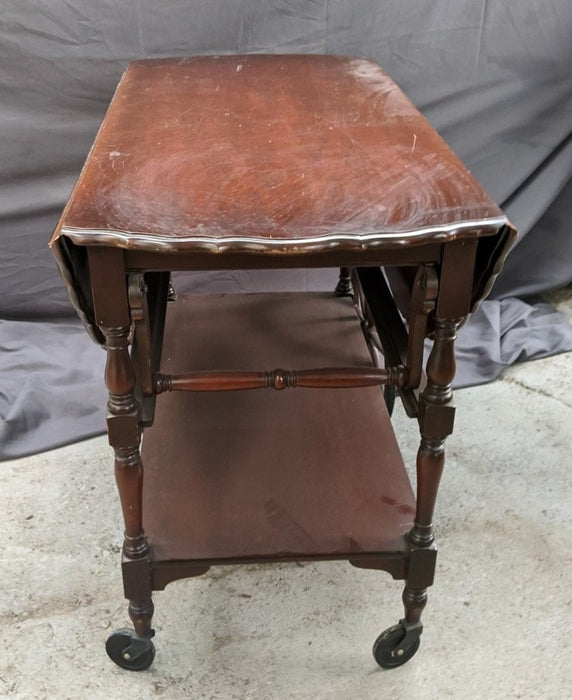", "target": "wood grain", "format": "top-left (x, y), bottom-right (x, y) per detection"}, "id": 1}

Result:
top-left (52, 54), bottom-right (506, 255)
top-left (141, 292), bottom-right (416, 562)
